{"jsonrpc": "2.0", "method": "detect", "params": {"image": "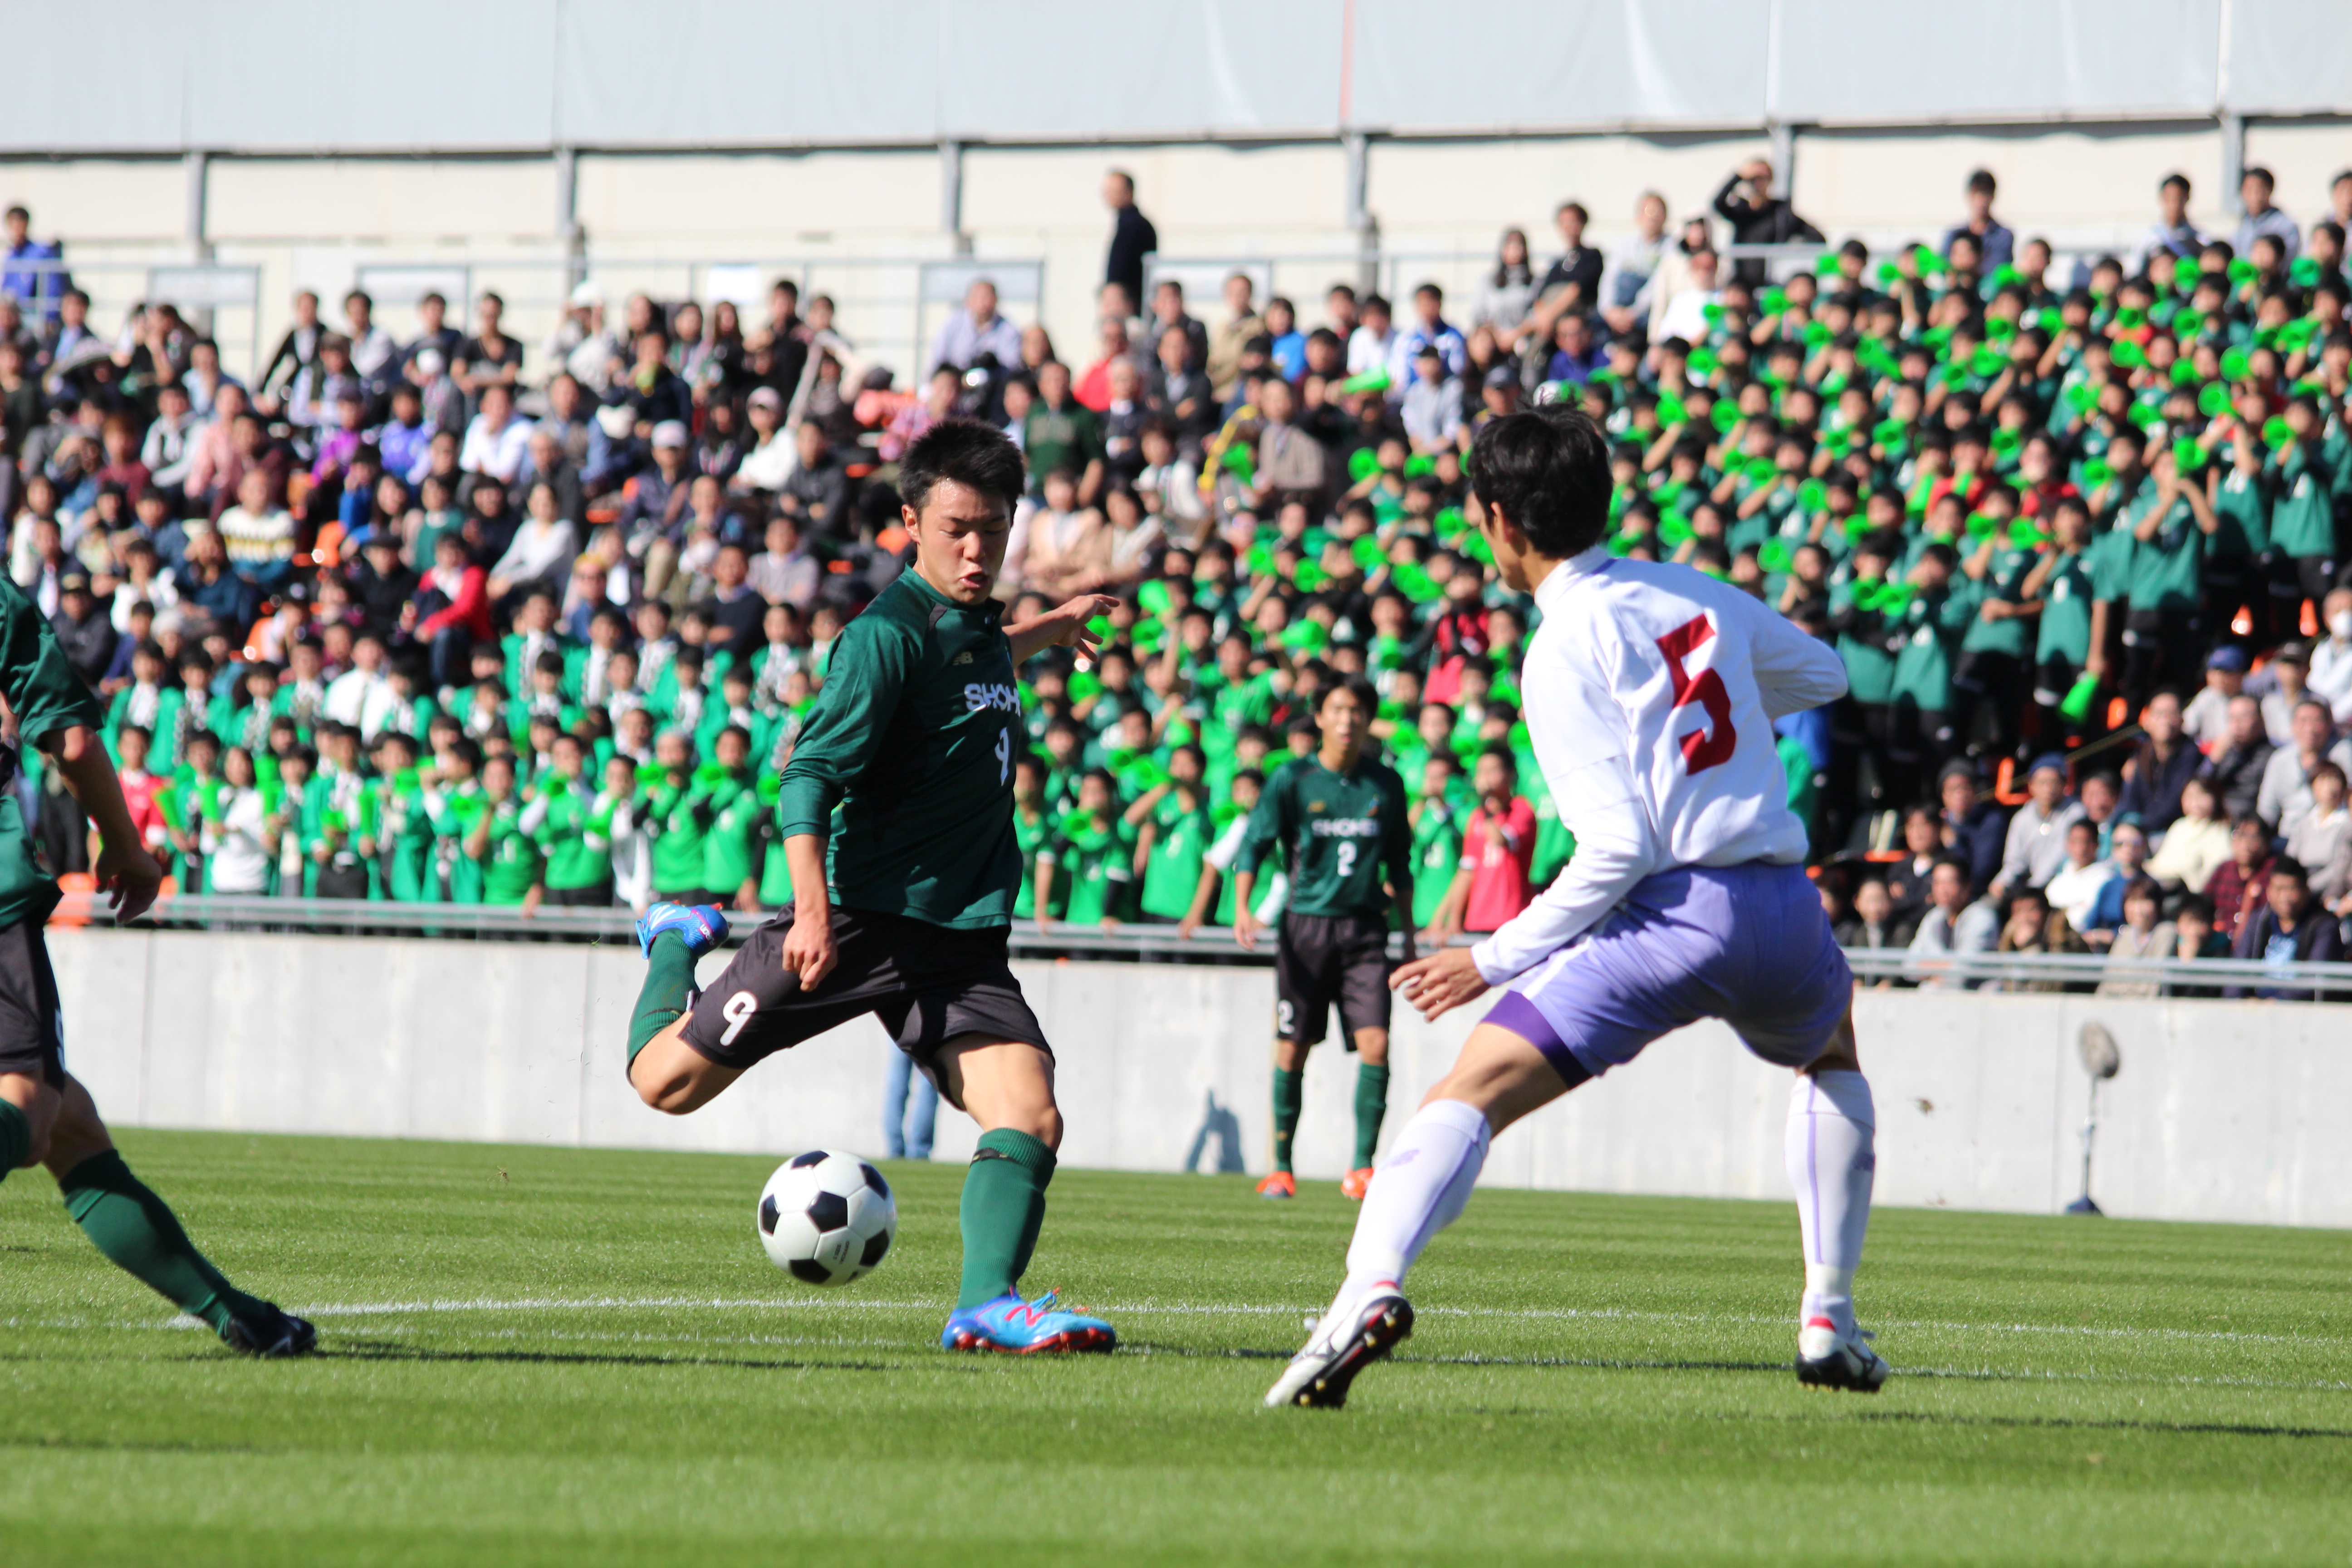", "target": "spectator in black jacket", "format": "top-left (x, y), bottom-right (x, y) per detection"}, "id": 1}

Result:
top-left (1102, 170), bottom-right (1157, 309)
top-left (2199, 693), bottom-right (2276, 823)
top-left (779, 421), bottom-right (850, 543)
top-left (49, 570), bottom-right (120, 687)
top-left (2117, 688), bottom-right (2201, 833)
top-left (2227, 858), bottom-right (2346, 1000)
top-left (1712, 158), bottom-right (1824, 286)
top-left (347, 533), bottom-right (419, 640)
top-left (1938, 761), bottom-right (2007, 895)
